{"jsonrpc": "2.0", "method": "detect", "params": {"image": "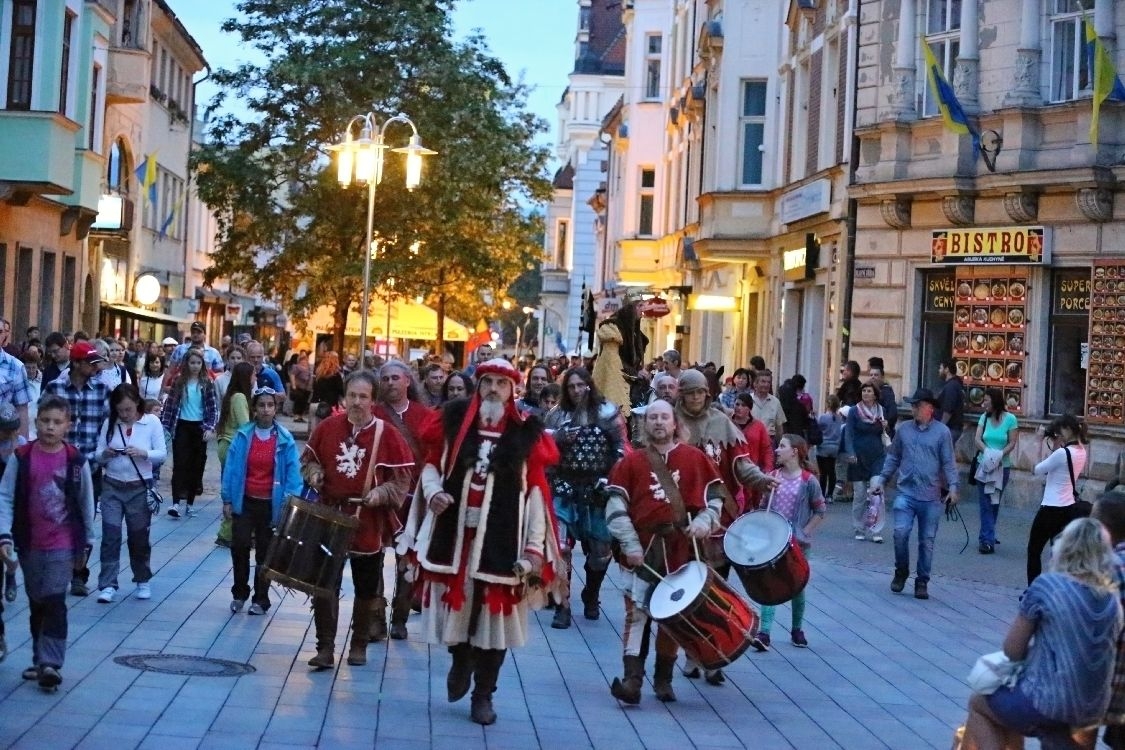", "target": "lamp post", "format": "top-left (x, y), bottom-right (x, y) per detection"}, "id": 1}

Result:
top-left (328, 113), bottom-right (435, 369)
